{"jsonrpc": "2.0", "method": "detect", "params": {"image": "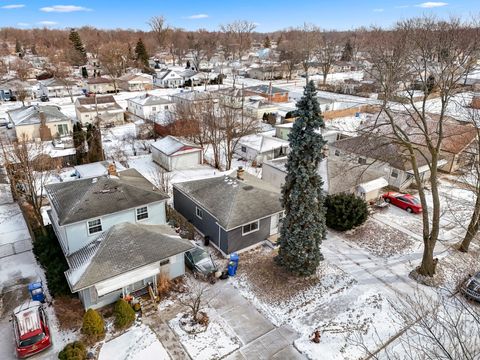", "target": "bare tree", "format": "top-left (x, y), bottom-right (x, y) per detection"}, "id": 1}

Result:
top-left (351, 290), bottom-right (480, 360)
top-left (44, 53), bottom-right (77, 103)
top-left (15, 86), bottom-right (28, 106)
top-left (1, 135), bottom-right (58, 232)
top-left (220, 20), bottom-right (256, 60)
top-left (278, 36), bottom-right (303, 80)
top-left (98, 42), bottom-right (129, 93)
top-left (178, 283), bottom-right (209, 324)
top-left (366, 17), bottom-right (479, 276)
top-left (149, 16), bottom-right (170, 51)
top-left (149, 167), bottom-right (171, 196)
top-left (314, 32), bottom-right (338, 85)
top-left (11, 58), bottom-right (30, 81)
